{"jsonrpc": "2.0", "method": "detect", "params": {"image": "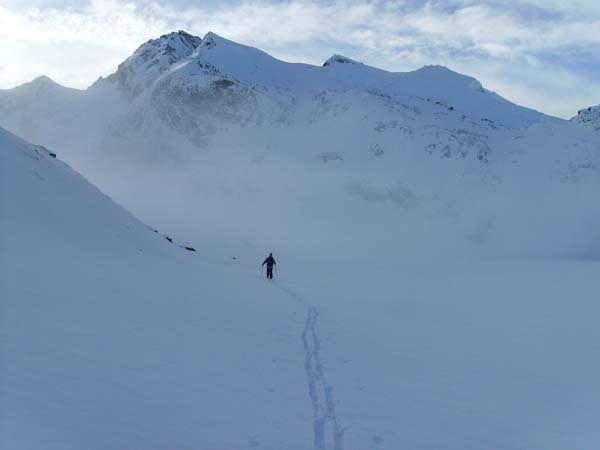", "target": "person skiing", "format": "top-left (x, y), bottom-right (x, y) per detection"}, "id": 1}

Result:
top-left (262, 253), bottom-right (276, 279)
